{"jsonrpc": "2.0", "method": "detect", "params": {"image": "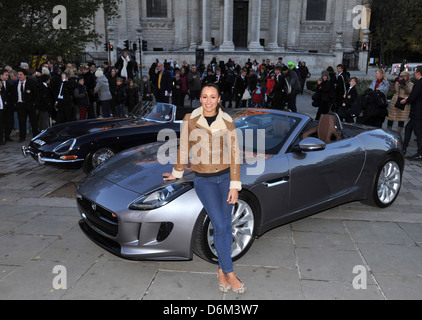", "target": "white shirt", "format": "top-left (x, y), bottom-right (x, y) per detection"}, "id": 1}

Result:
top-left (0, 93), bottom-right (3, 110)
top-left (57, 80), bottom-right (65, 99)
top-left (17, 80), bottom-right (26, 103)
